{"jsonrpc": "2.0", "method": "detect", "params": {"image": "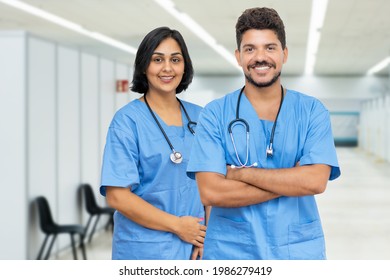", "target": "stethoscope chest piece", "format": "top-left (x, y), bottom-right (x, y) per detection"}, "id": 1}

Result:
top-left (170, 151), bottom-right (183, 164)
